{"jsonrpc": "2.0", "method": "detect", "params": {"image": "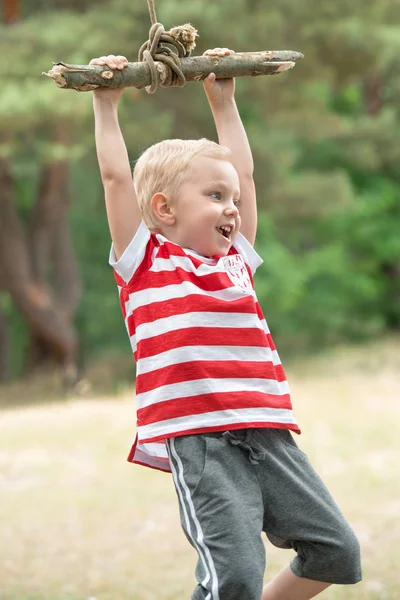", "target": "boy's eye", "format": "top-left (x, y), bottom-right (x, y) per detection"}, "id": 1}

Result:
top-left (233, 199), bottom-right (240, 207)
top-left (210, 192), bottom-right (221, 200)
